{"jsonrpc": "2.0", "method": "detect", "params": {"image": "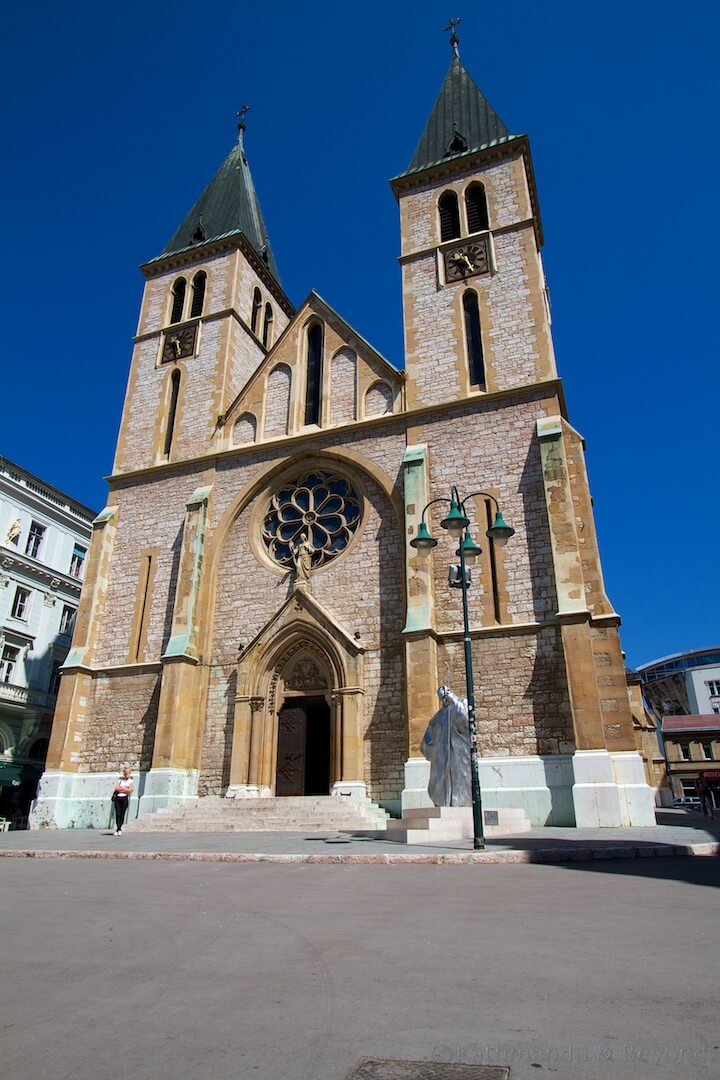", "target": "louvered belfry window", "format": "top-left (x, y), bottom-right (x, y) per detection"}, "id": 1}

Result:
top-left (463, 290), bottom-right (485, 388)
top-left (438, 190), bottom-right (461, 242)
top-left (262, 303), bottom-right (274, 348)
top-left (170, 278), bottom-right (186, 324)
top-left (251, 288), bottom-right (262, 335)
top-left (190, 271), bottom-right (207, 318)
top-left (466, 183), bottom-right (489, 234)
top-left (305, 323), bottom-right (324, 426)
